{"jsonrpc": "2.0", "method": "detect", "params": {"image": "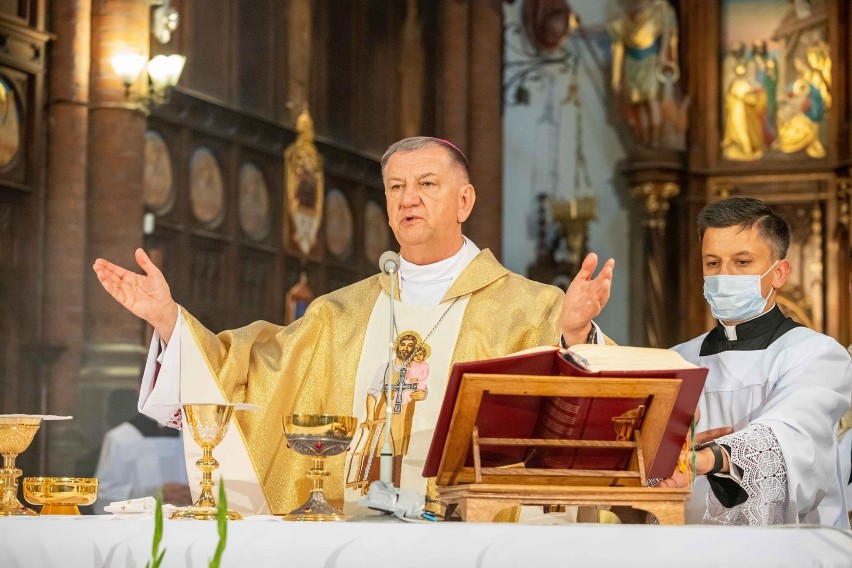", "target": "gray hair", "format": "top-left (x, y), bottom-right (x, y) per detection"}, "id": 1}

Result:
top-left (380, 137), bottom-right (470, 182)
top-left (697, 197), bottom-right (791, 259)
